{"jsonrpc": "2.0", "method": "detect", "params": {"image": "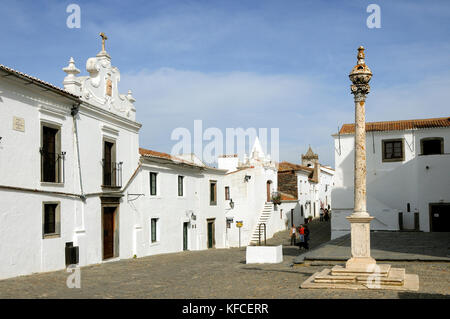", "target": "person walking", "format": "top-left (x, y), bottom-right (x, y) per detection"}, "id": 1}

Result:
top-left (324, 209), bottom-right (329, 222)
top-left (297, 224), bottom-right (305, 250)
top-left (290, 224), bottom-right (297, 246)
top-left (319, 208), bottom-right (324, 222)
top-left (303, 224), bottom-right (310, 250)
